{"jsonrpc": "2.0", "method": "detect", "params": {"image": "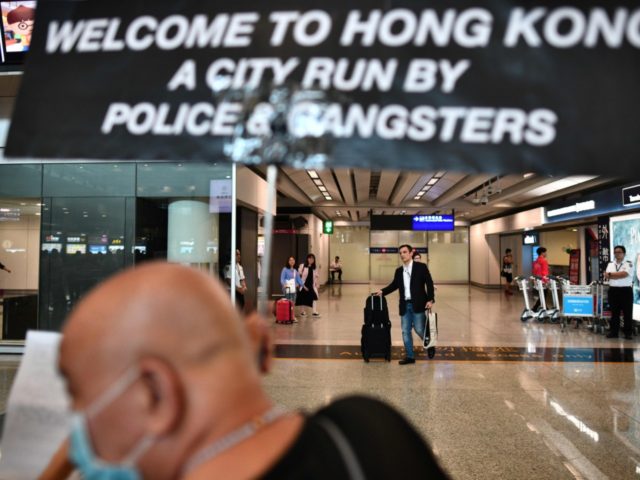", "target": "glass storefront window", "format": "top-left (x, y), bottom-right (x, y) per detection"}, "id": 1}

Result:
top-left (0, 197), bottom-right (40, 341)
top-left (0, 161), bottom-right (235, 343)
top-left (135, 162), bottom-right (232, 286)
